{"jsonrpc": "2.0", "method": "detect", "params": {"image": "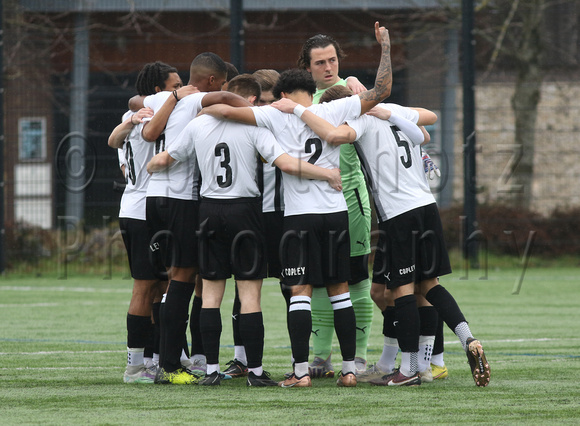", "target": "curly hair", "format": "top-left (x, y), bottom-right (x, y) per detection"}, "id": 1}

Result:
top-left (135, 61), bottom-right (178, 96)
top-left (272, 69), bottom-right (317, 99)
top-left (297, 34), bottom-right (346, 70)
